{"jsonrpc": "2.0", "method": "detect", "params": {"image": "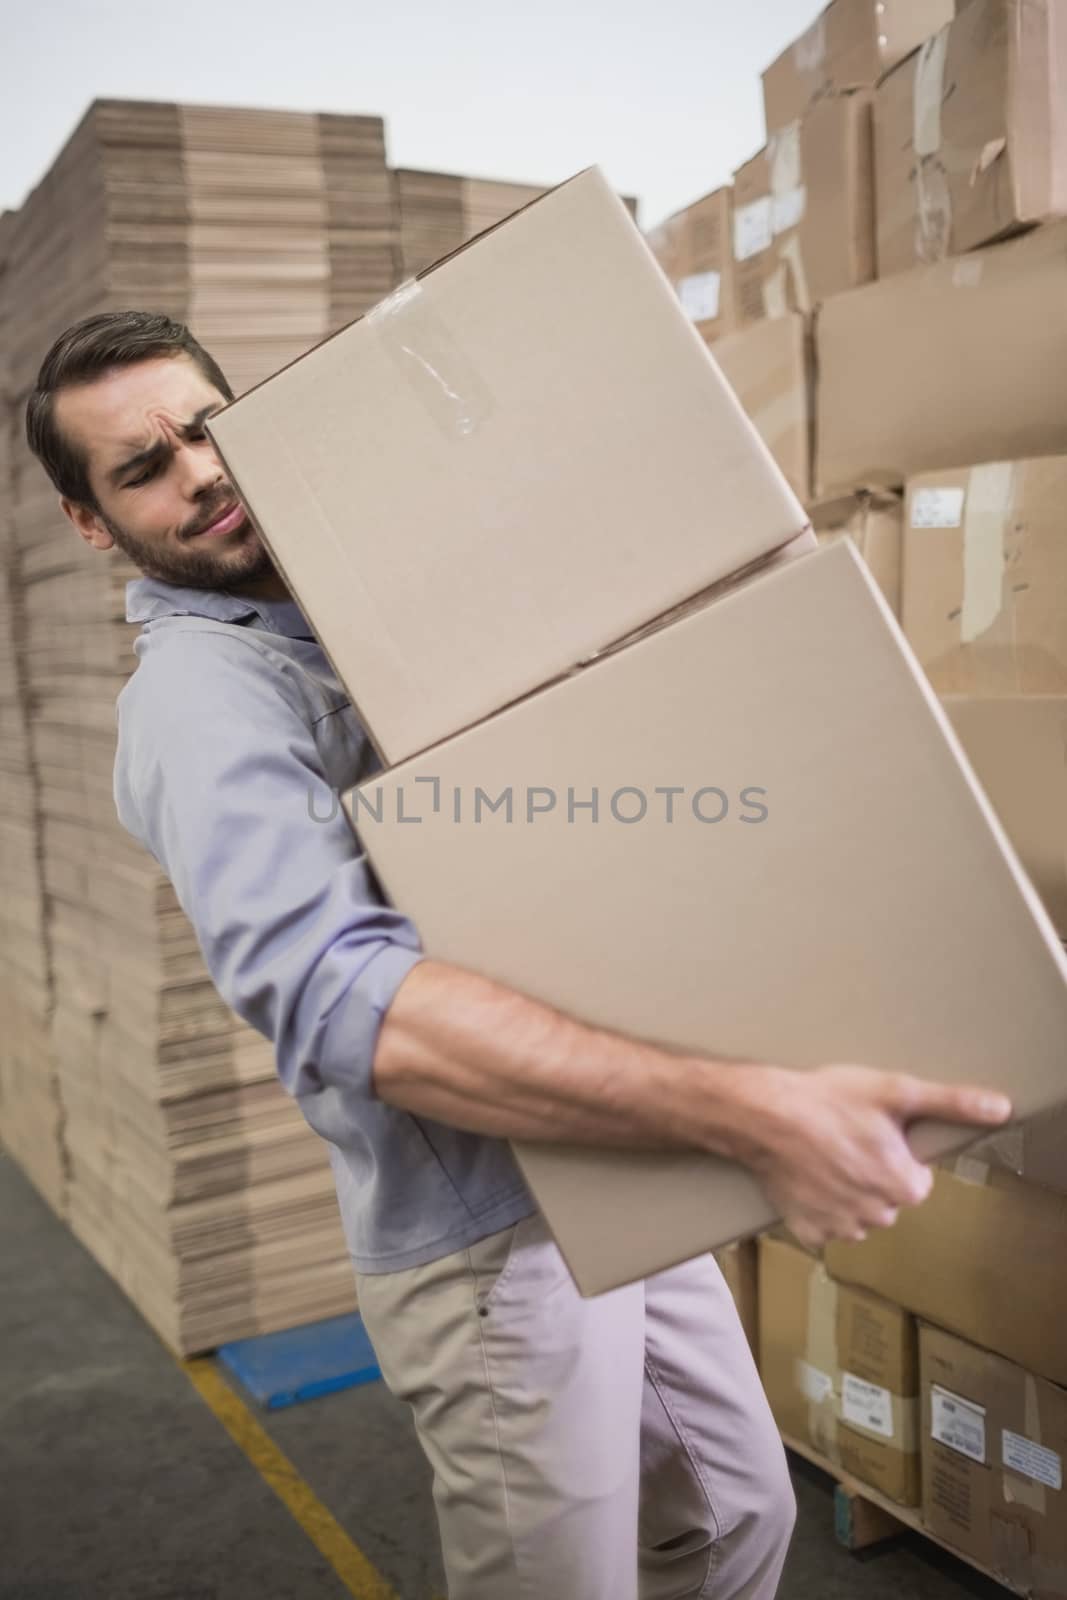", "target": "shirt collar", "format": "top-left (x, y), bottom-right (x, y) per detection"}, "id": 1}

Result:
top-left (125, 574), bottom-right (316, 640)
